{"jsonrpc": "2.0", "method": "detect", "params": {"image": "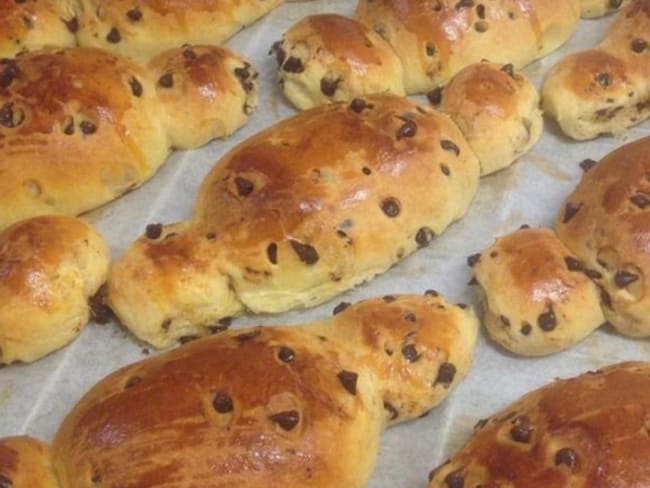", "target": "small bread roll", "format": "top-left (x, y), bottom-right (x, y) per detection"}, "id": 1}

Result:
top-left (0, 1), bottom-right (77, 58)
top-left (108, 94), bottom-right (480, 348)
top-left (472, 227), bottom-right (604, 356)
top-left (75, 0), bottom-right (283, 63)
top-left (272, 14), bottom-right (405, 110)
top-left (0, 45), bottom-right (256, 231)
top-left (556, 135), bottom-right (650, 337)
top-left (0, 215), bottom-right (110, 364)
top-left (542, 0), bottom-right (650, 140)
top-left (355, 0), bottom-right (581, 93)
top-left (427, 362), bottom-right (650, 488)
top-left (436, 62), bottom-right (543, 176)
top-left (53, 294), bottom-right (478, 487)
top-left (0, 437), bottom-right (59, 488)
top-left (581, 0), bottom-right (631, 18)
